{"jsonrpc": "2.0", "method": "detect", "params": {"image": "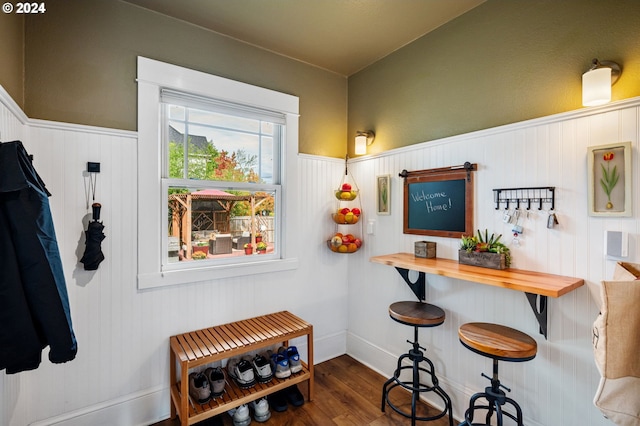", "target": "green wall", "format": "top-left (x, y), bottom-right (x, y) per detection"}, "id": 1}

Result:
top-left (0, 12), bottom-right (24, 108)
top-left (21, 0), bottom-right (347, 157)
top-left (348, 0), bottom-right (640, 156)
top-left (10, 1), bottom-right (640, 158)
